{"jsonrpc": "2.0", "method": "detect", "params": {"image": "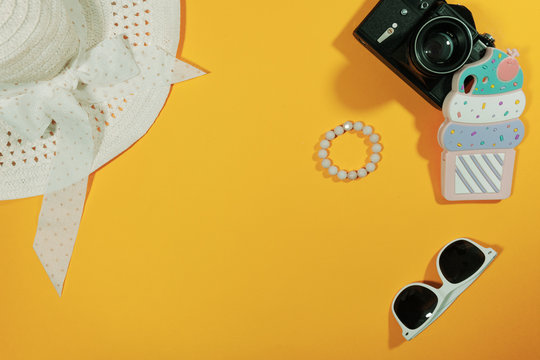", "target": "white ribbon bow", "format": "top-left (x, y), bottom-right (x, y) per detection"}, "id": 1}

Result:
top-left (0, 38), bottom-right (145, 193)
top-left (0, 4), bottom-right (204, 295)
top-left (2, 38), bottom-right (140, 139)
